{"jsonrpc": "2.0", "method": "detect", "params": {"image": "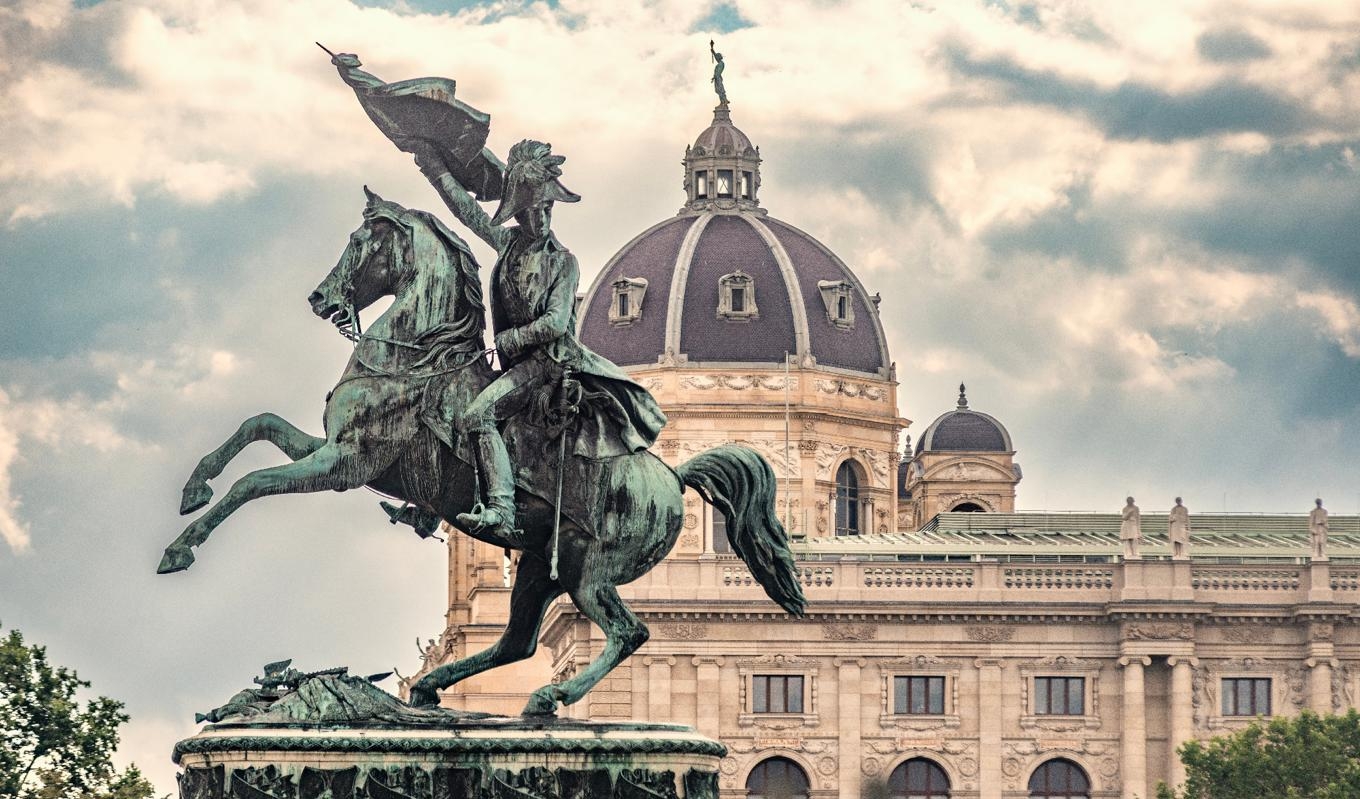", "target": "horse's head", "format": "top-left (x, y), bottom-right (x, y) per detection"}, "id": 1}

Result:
top-left (309, 187), bottom-right (412, 331)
